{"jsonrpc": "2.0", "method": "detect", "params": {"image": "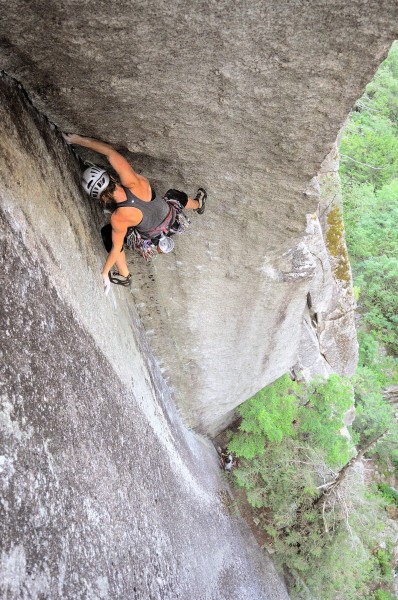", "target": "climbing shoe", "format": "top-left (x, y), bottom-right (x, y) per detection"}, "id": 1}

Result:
top-left (109, 272), bottom-right (132, 287)
top-left (194, 187), bottom-right (207, 215)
